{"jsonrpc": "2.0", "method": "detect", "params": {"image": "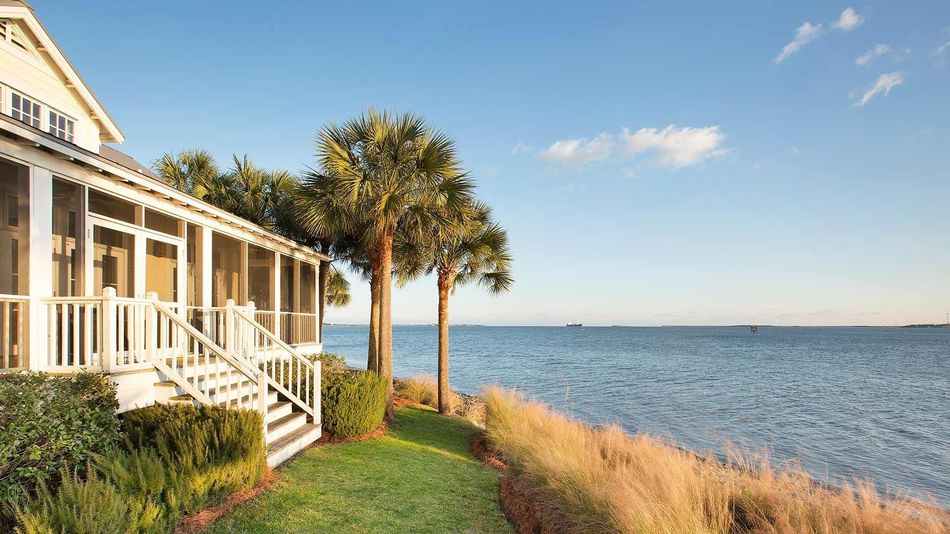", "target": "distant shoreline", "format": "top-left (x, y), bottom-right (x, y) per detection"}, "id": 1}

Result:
top-left (326, 323), bottom-right (950, 329)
